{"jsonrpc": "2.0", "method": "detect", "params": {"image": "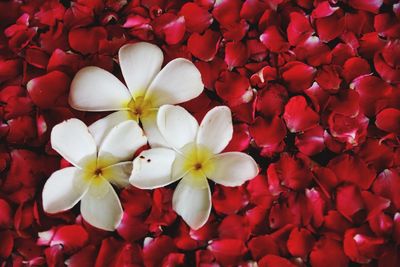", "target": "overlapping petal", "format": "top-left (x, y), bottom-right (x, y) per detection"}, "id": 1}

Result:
top-left (51, 119), bottom-right (97, 167)
top-left (69, 66), bottom-right (131, 111)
